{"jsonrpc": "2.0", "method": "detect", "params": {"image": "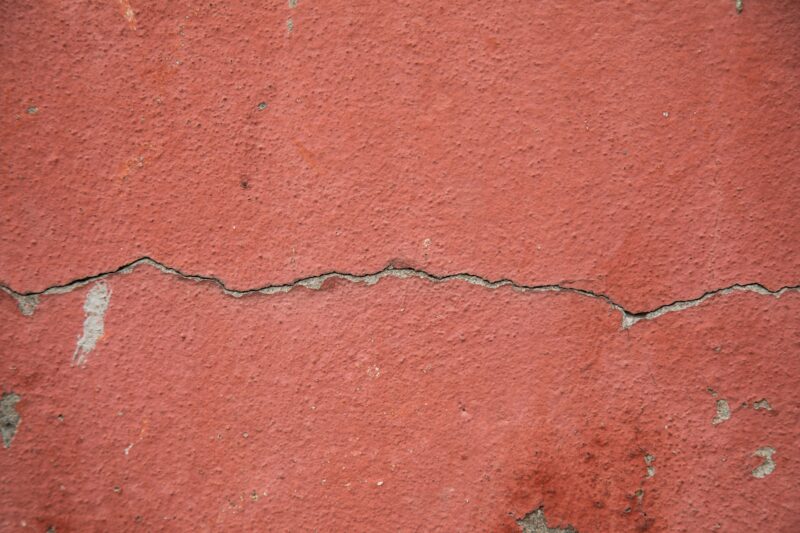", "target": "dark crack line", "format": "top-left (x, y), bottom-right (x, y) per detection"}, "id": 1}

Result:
top-left (0, 256), bottom-right (798, 328)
